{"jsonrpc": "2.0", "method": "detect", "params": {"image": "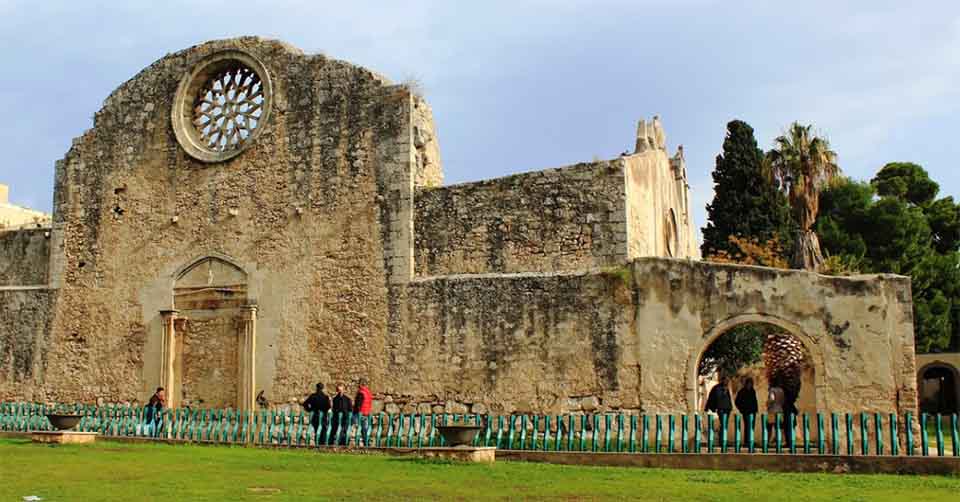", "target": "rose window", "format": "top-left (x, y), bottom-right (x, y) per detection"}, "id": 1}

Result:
top-left (172, 50), bottom-right (273, 163)
top-left (193, 65), bottom-right (264, 152)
